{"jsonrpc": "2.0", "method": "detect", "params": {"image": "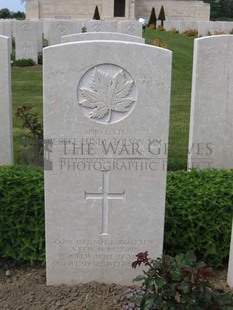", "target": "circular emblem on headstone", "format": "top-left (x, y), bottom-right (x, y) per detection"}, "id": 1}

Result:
top-left (21, 23), bottom-right (32, 32)
top-left (57, 23), bottom-right (66, 33)
top-left (126, 24), bottom-right (136, 34)
top-left (77, 64), bottom-right (136, 124)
